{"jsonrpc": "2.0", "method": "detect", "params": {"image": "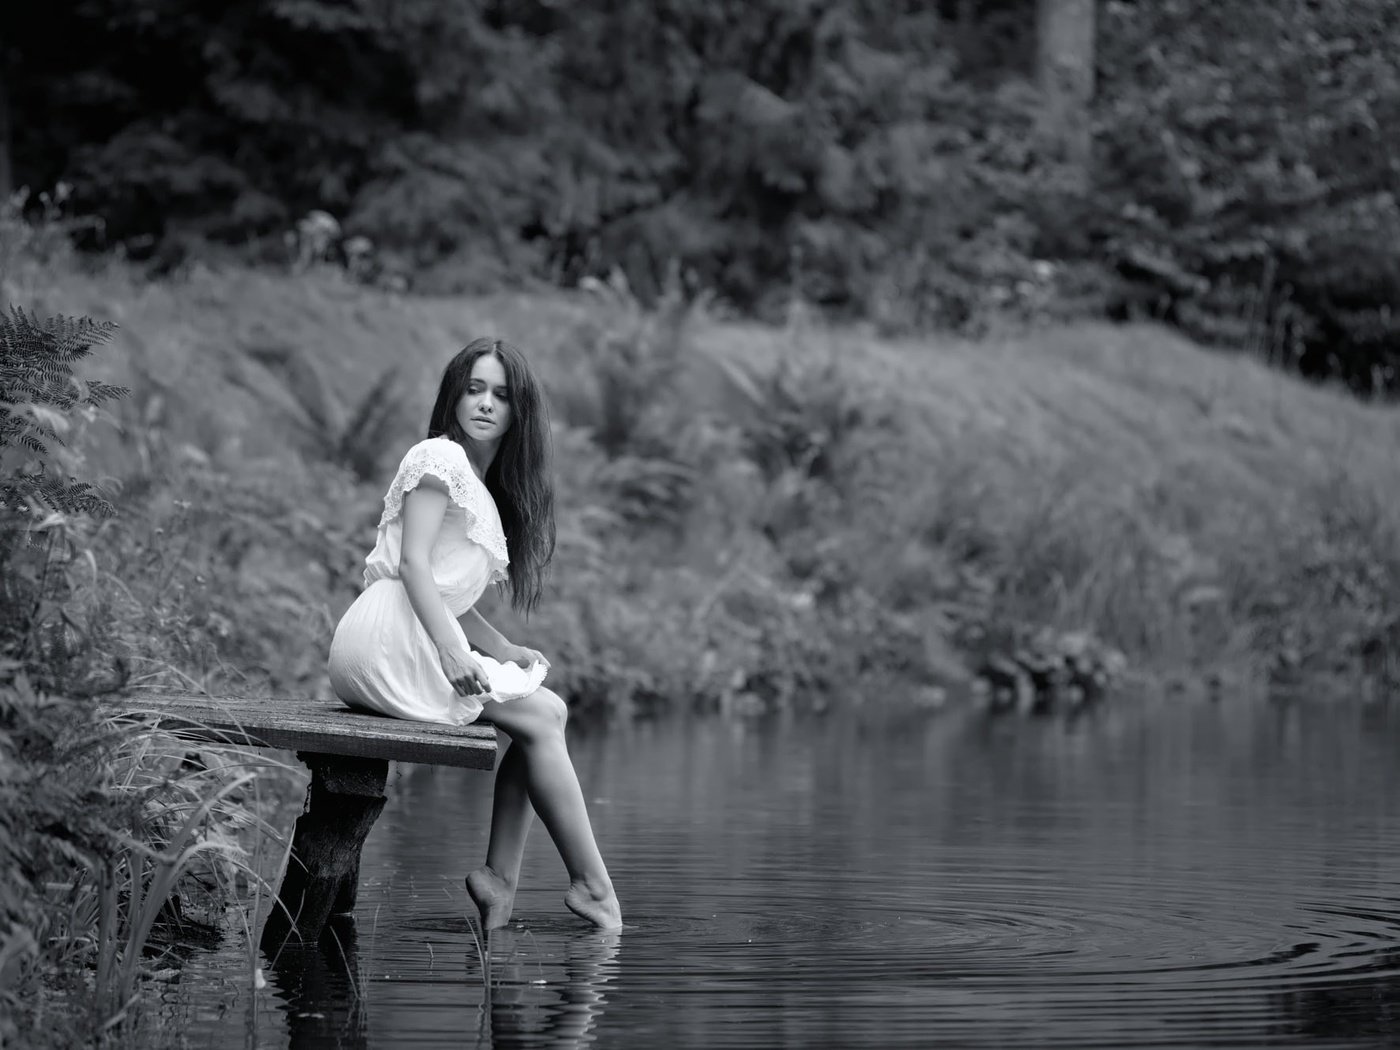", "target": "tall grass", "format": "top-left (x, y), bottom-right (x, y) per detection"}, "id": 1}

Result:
top-left (0, 675), bottom-right (294, 1047)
